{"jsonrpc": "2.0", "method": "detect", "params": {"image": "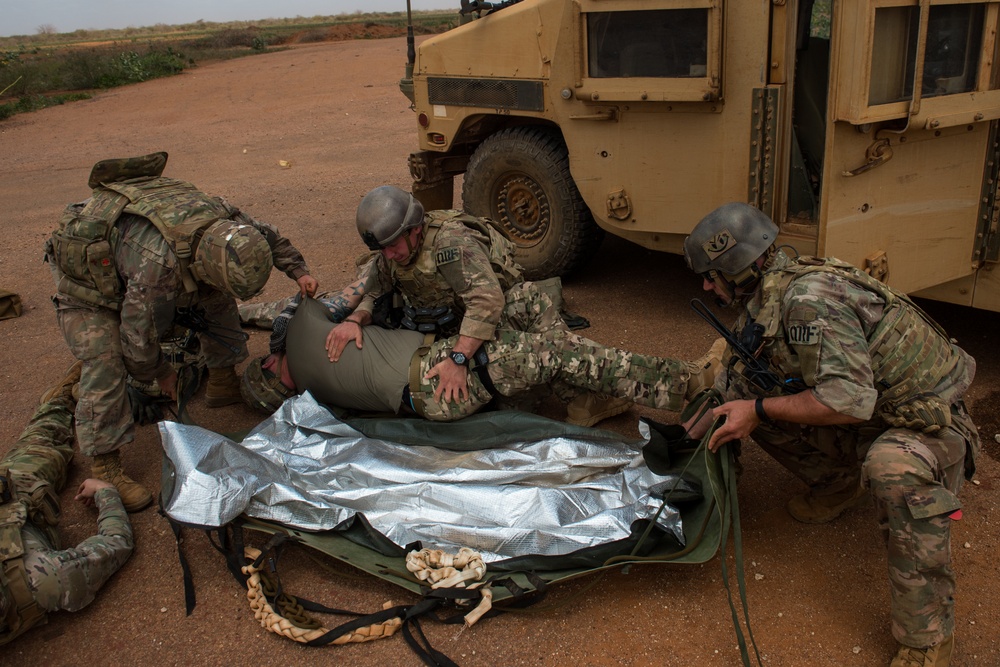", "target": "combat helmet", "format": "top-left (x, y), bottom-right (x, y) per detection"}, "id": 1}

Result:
top-left (241, 356), bottom-right (295, 413)
top-left (192, 221), bottom-right (273, 300)
top-left (356, 185), bottom-right (425, 251)
top-left (684, 202), bottom-right (778, 298)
